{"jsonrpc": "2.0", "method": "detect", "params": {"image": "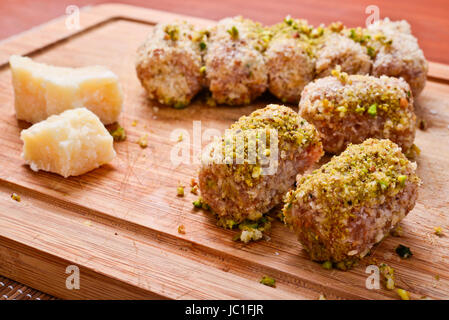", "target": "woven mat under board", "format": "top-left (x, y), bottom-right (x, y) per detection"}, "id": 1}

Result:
top-left (0, 276), bottom-right (55, 300)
